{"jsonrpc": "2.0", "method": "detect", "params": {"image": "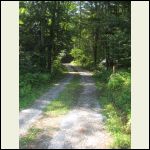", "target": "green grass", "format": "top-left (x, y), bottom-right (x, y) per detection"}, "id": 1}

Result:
top-left (19, 66), bottom-right (68, 111)
top-left (19, 128), bottom-right (43, 149)
top-left (94, 70), bottom-right (131, 149)
top-left (44, 74), bottom-right (82, 117)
